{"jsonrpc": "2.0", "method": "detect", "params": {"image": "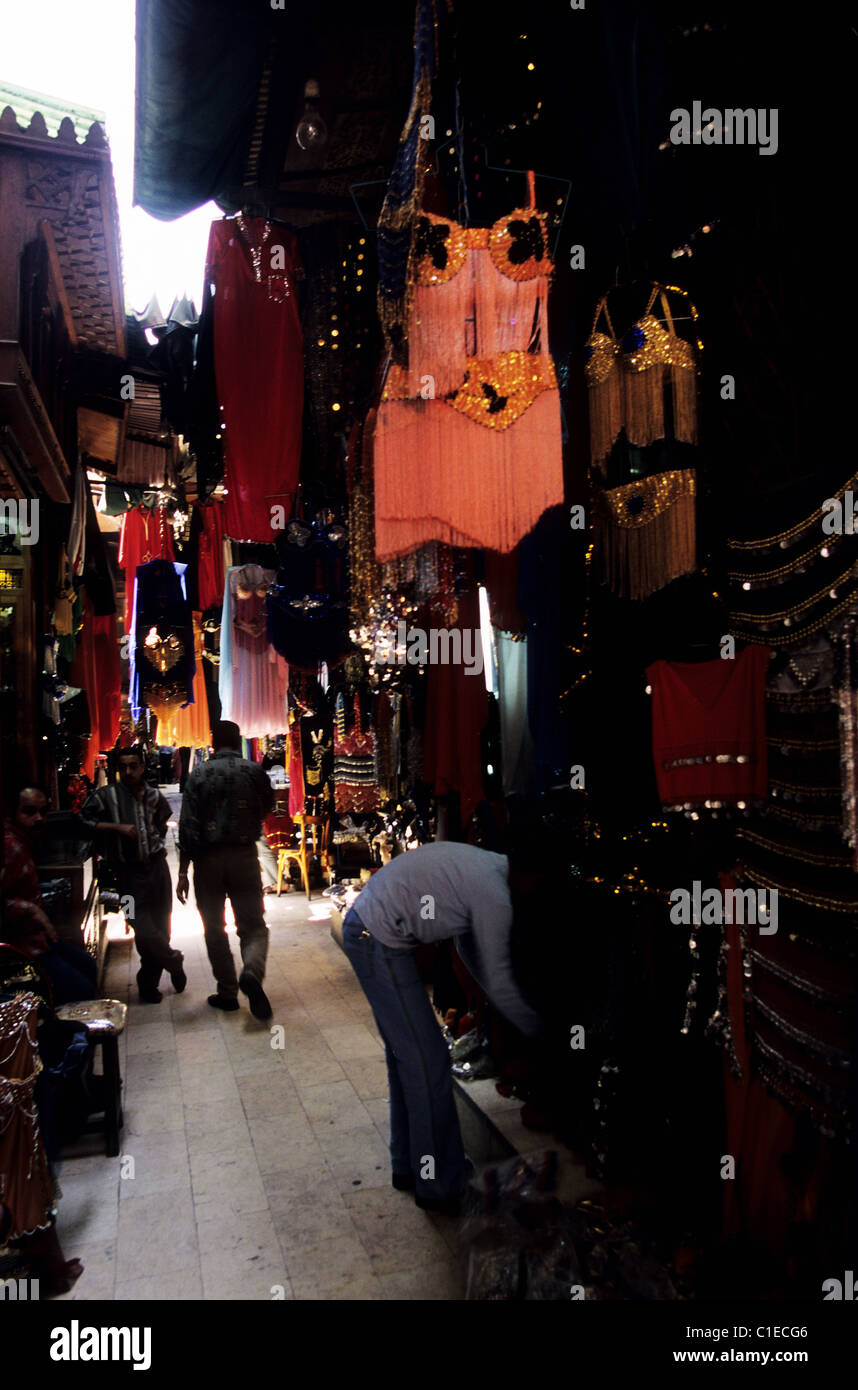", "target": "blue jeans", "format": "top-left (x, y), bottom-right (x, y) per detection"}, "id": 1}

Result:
top-left (40, 939), bottom-right (98, 1006)
top-left (342, 908), bottom-right (466, 1202)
